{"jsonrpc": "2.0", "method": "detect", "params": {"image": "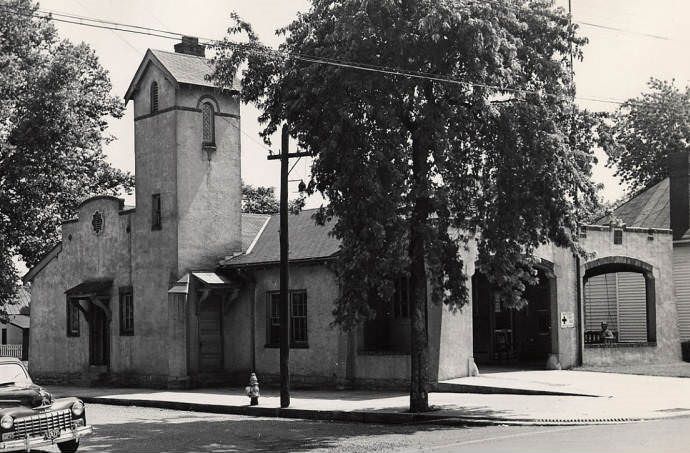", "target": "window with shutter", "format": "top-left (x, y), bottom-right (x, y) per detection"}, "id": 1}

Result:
top-left (201, 102), bottom-right (215, 145)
